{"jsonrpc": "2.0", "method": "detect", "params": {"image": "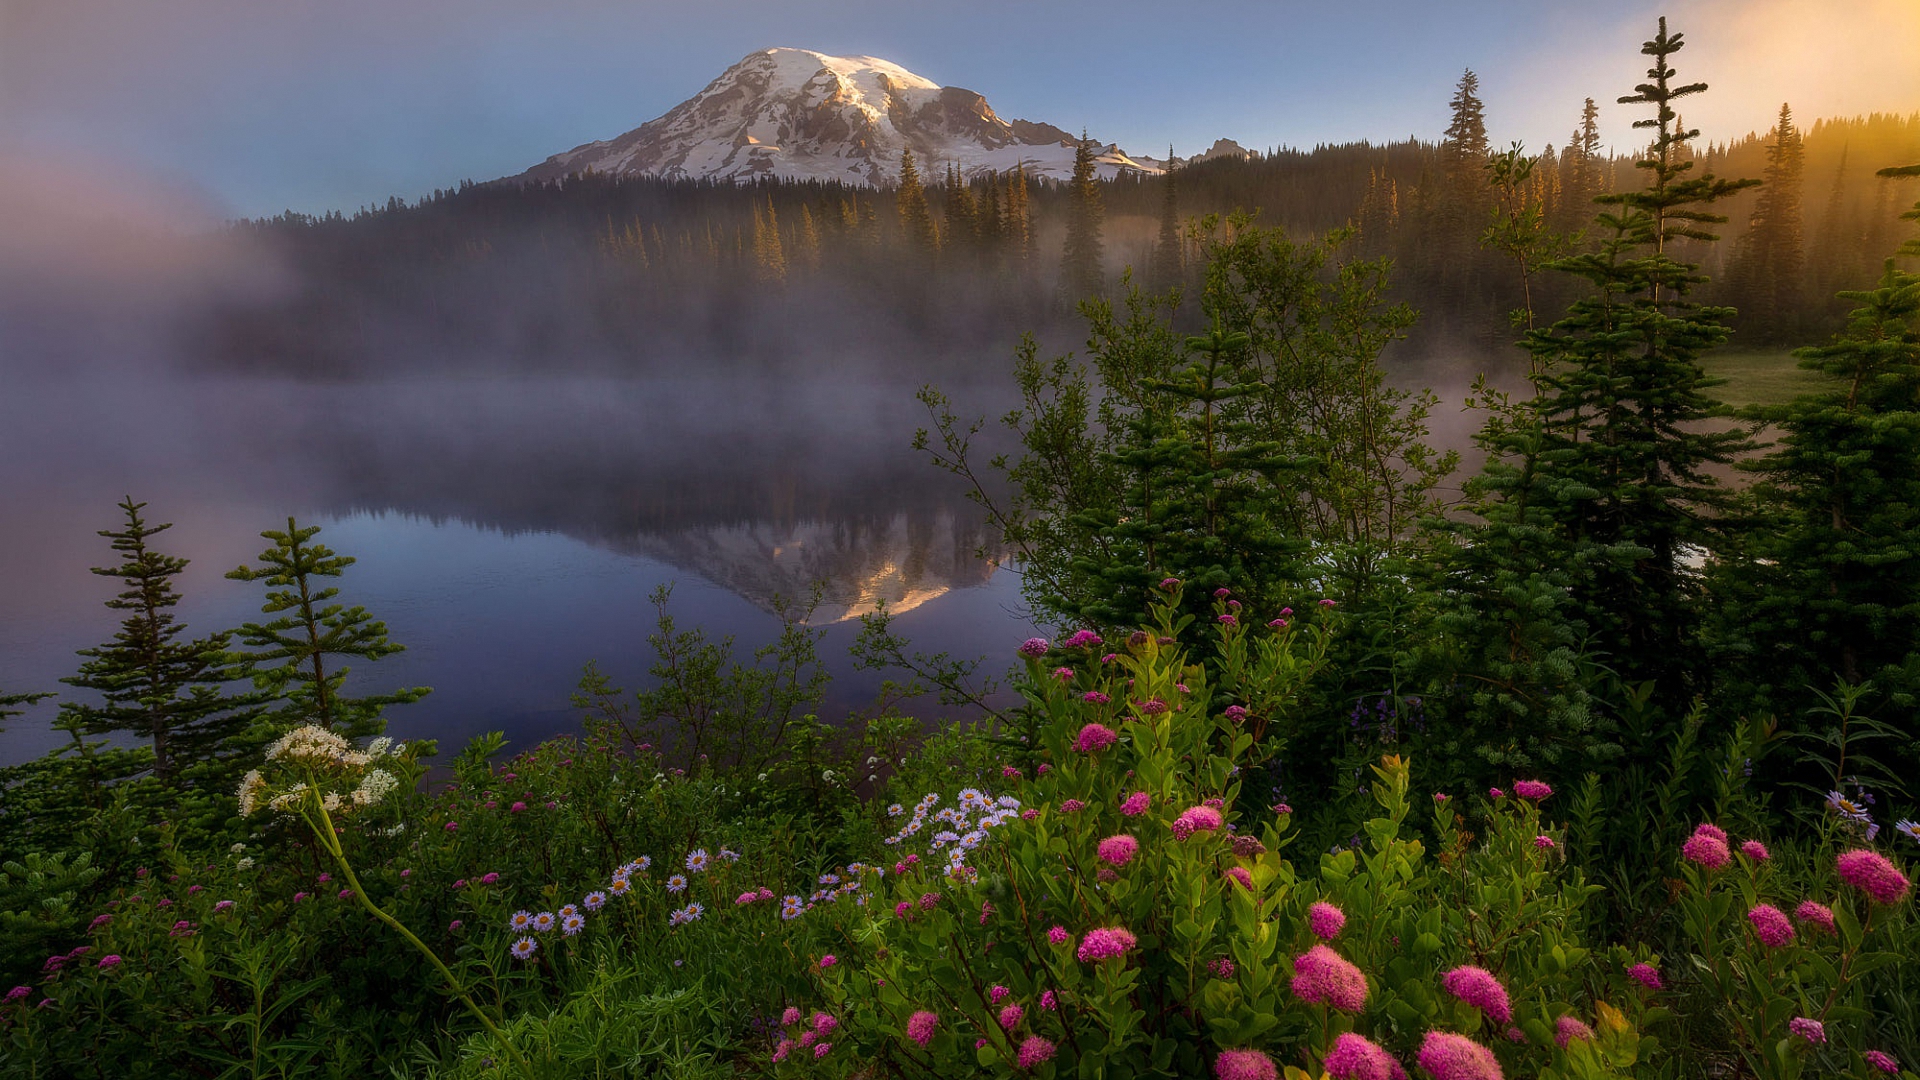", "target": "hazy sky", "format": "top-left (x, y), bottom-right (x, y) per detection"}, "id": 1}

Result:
top-left (3, 0), bottom-right (1916, 219)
